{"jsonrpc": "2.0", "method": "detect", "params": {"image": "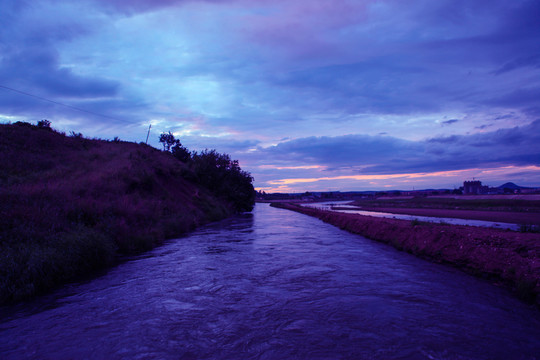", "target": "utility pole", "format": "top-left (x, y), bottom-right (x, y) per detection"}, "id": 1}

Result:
top-left (145, 124), bottom-right (151, 145)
